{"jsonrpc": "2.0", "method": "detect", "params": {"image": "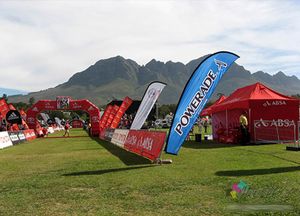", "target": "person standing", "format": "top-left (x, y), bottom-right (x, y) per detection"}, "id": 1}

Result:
top-left (63, 121), bottom-right (70, 137)
top-left (203, 117), bottom-right (208, 133)
top-left (239, 111), bottom-right (249, 144)
top-left (88, 122), bottom-right (92, 135)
